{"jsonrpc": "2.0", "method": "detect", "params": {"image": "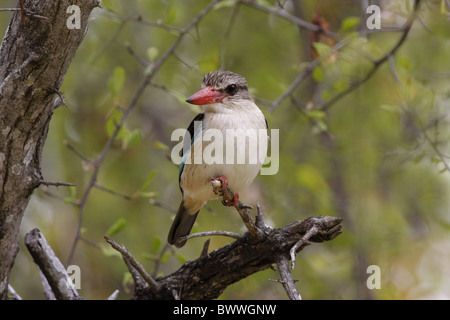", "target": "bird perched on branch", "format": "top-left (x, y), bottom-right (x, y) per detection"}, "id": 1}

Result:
top-left (168, 70), bottom-right (268, 247)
